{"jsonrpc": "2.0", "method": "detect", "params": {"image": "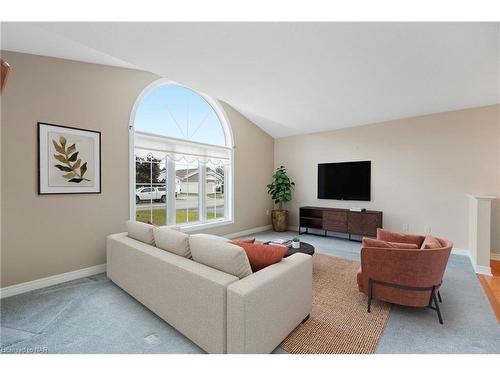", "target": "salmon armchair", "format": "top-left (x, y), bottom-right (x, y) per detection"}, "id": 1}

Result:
top-left (357, 229), bottom-right (453, 324)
